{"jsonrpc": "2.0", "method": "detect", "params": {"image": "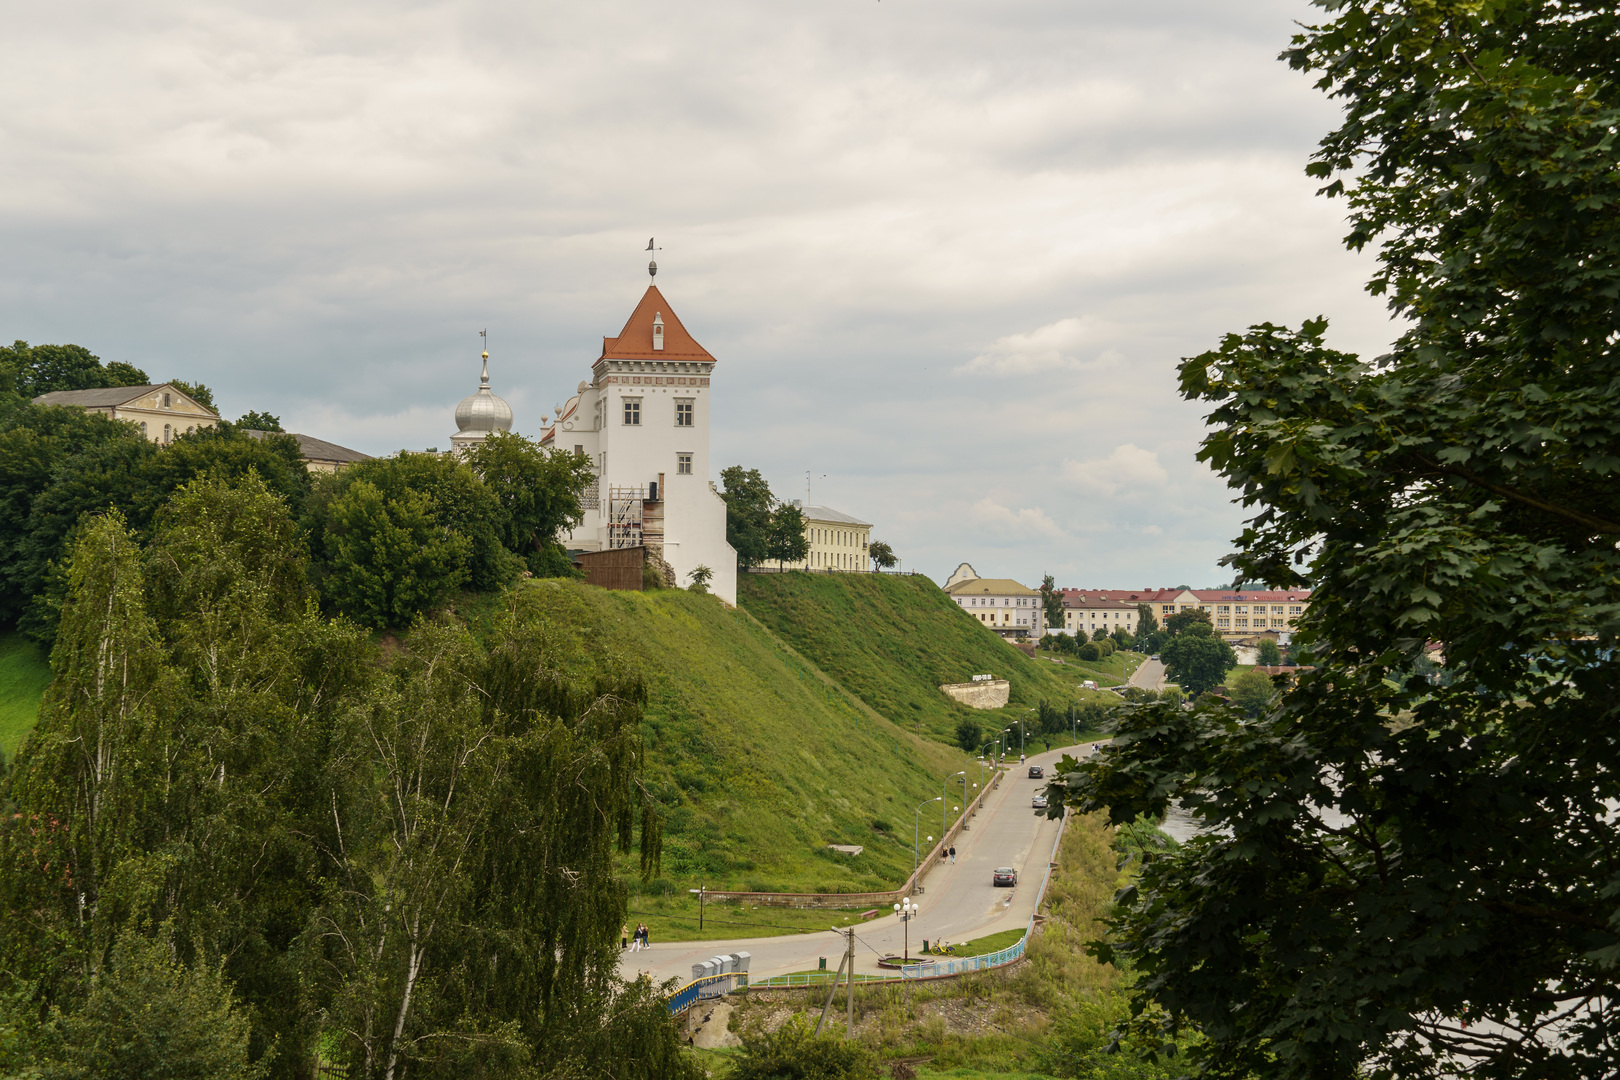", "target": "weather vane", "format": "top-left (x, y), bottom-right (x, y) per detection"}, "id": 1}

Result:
top-left (646, 237), bottom-right (662, 281)
top-left (479, 328), bottom-right (487, 358)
